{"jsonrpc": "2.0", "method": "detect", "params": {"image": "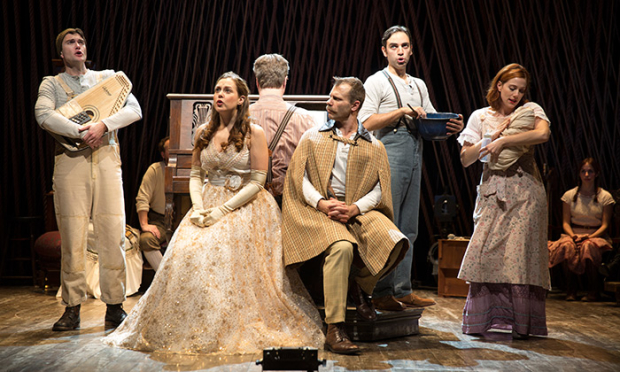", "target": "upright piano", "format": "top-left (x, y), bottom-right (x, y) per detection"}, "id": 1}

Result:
top-left (165, 94), bottom-right (329, 231)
